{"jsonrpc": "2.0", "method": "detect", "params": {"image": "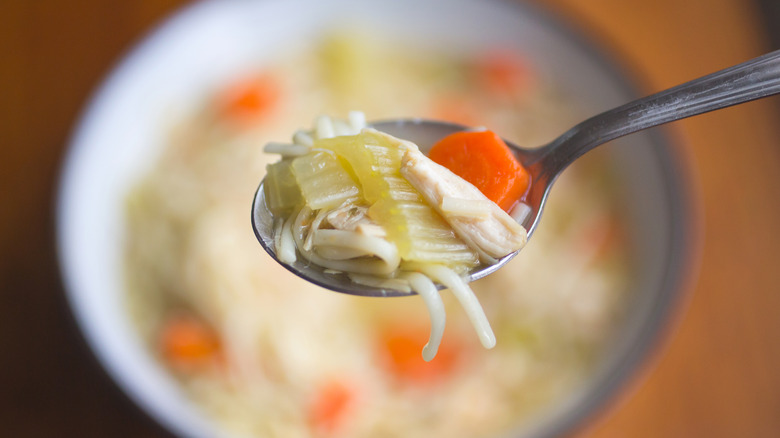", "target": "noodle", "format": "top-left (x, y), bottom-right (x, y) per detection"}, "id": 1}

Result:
top-left (311, 230), bottom-right (397, 262)
top-left (406, 262), bottom-right (496, 349)
top-left (402, 272), bottom-right (446, 362)
top-left (263, 142), bottom-right (310, 157)
top-left (277, 214), bottom-right (297, 264)
top-left (291, 207), bottom-right (401, 276)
